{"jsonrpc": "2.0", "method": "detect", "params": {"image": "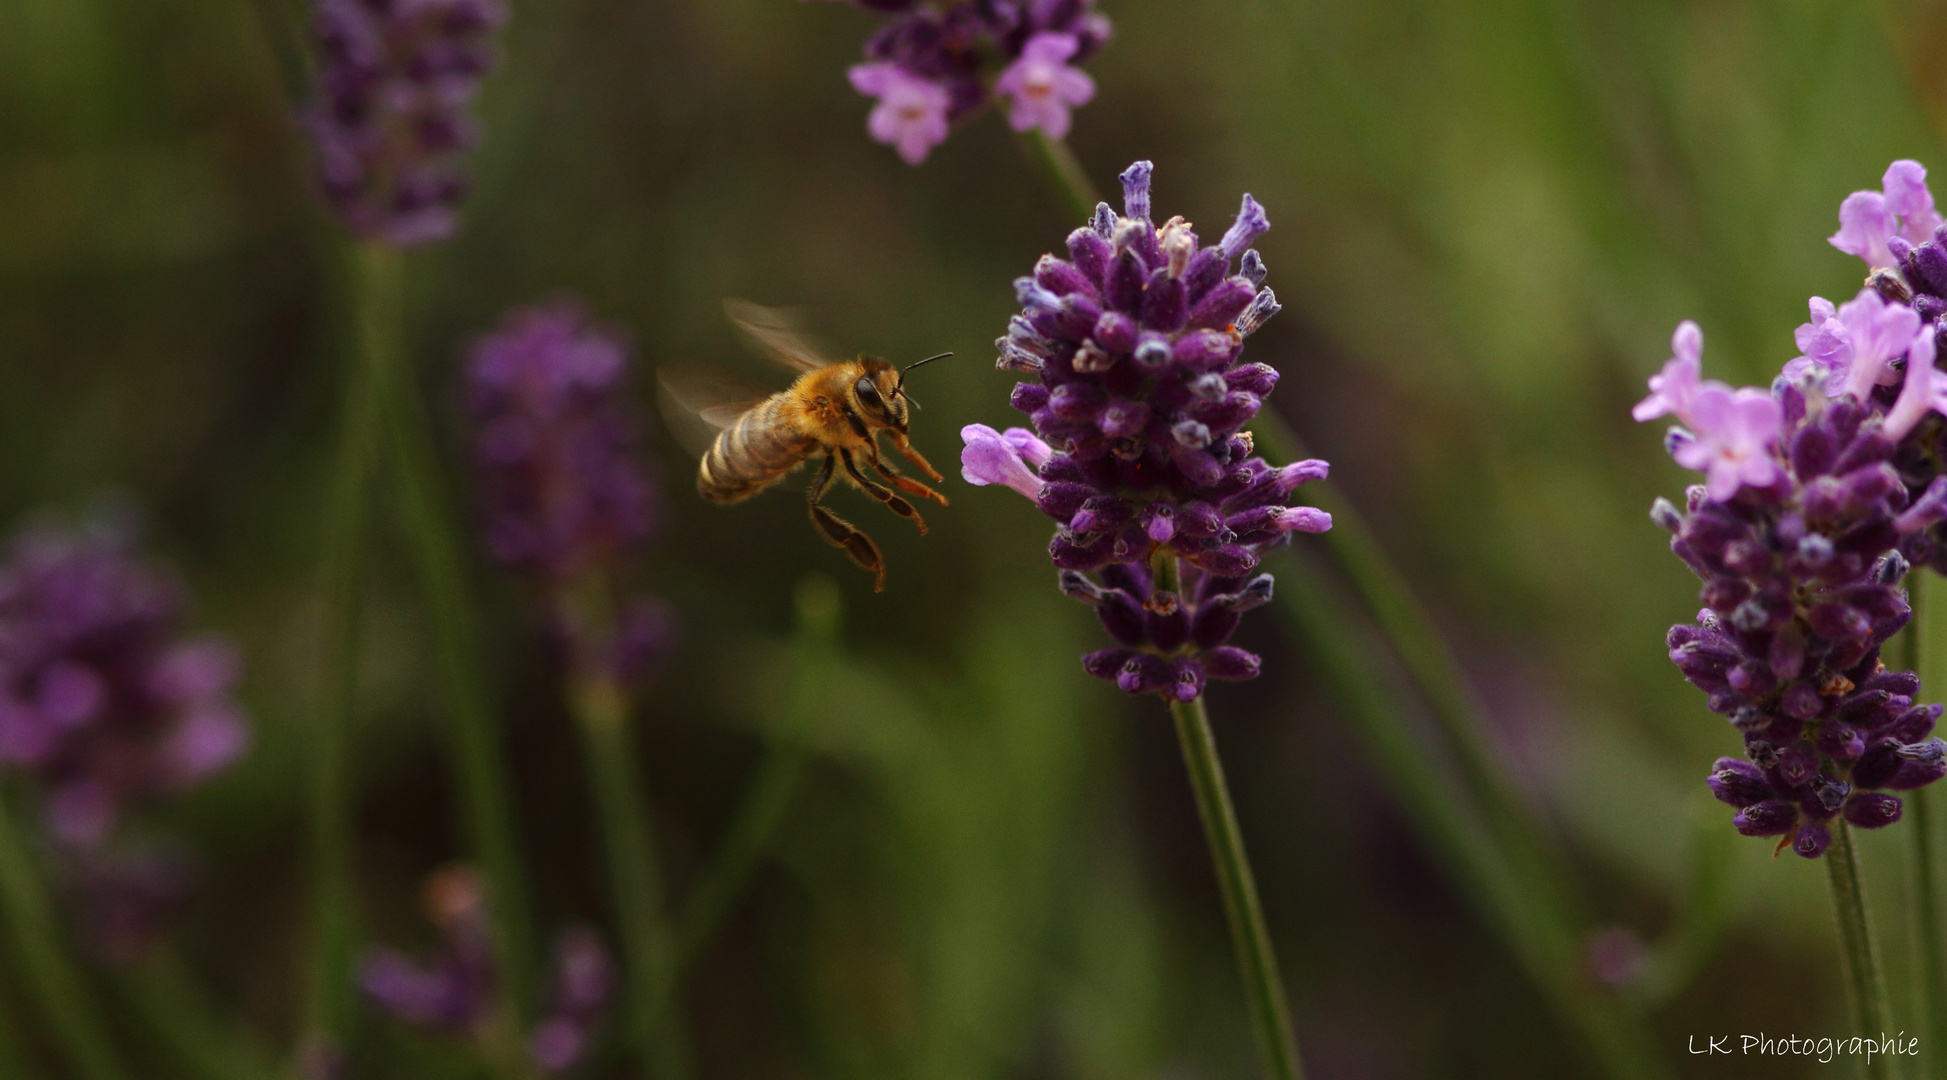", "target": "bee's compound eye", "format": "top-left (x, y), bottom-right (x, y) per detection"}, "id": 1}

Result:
top-left (854, 376), bottom-right (883, 410)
